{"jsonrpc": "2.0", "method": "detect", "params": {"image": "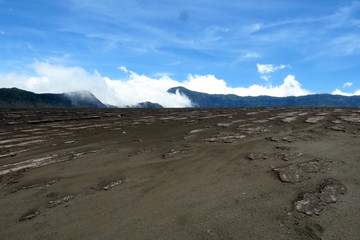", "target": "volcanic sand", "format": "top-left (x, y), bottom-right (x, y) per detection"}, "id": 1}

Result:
top-left (0, 107), bottom-right (359, 239)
